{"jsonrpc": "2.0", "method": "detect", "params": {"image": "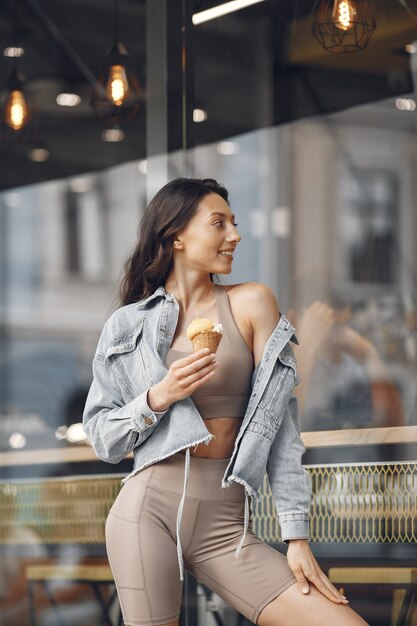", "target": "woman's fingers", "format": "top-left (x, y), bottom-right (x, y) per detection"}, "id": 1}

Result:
top-left (183, 360), bottom-right (219, 389)
top-left (287, 541), bottom-right (348, 606)
top-left (178, 350), bottom-right (215, 373)
top-left (314, 569), bottom-right (348, 604)
top-left (187, 348), bottom-right (210, 359)
top-left (292, 567), bottom-right (310, 595)
top-left (174, 350), bottom-right (218, 389)
top-left (164, 349), bottom-right (219, 402)
top-left (290, 558), bottom-right (348, 605)
top-left (304, 569), bottom-right (348, 604)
